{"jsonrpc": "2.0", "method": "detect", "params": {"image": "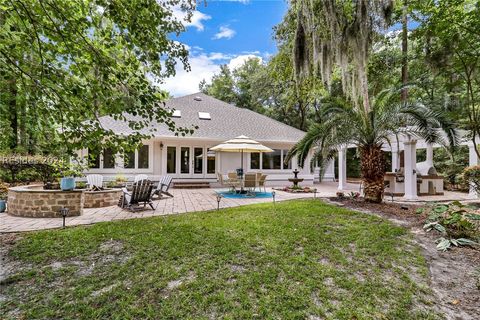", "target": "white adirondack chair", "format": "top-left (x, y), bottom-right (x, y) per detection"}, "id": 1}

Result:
top-left (86, 174), bottom-right (104, 189)
top-left (134, 174), bottom-right (148, 183)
